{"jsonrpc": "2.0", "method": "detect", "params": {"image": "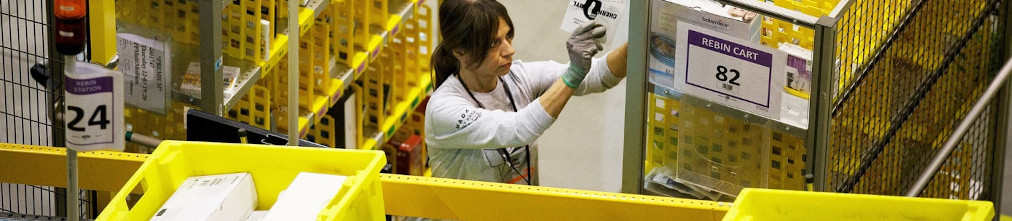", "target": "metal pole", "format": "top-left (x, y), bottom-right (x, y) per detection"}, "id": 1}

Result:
top-left (199, 0), bottom-right (224, 115)
top-left (905, 58), bottom-right (1012, 197)
top-left (288, 0), bottom-right (300, 146)
top-left (67, 149), bottom-right (79, 221)
top-left (621, 0), bottom-right (648, 194)
top-left (64, 55), bottom-right (79, 221)
top-left (808, 16), bottom-right (838, 192)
